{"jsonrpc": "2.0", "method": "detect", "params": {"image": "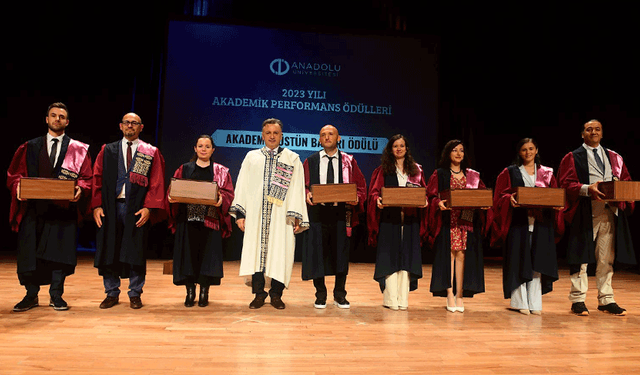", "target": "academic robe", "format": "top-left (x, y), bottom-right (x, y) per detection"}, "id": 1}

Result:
top-left (558, 146), bottom-right (635, 269)
top-left (491, 165), bottom-right (561, 299)
top-left (169, 161), bottom-right (234, 285)
top-left (230, 147), bottom-right (309, 288)
top-left (427, 168), bottom-right (486, 297)
top-left (301, 151), bottom-right (367, 280)
top-left (92, 139), bottom-right (167, 276)
top-left (367, 164), bottom-right (427, 292)
top-left (7, 135), bottom-right (92, 283)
